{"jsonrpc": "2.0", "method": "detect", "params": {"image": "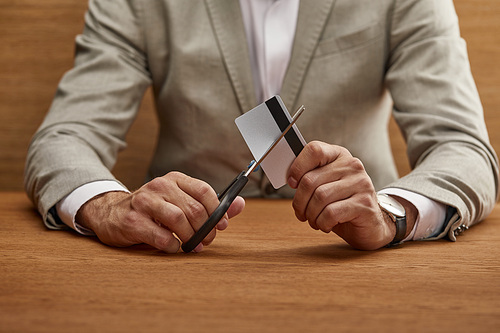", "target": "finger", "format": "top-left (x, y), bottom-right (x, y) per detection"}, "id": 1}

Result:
top-left (163, 179), bottom-right (213, 224)
top-left (174, 173), bottom-right (220, 216)
top-left (130, 191), bottom-right (204, 245)
top-left (314, 201), bottom-right (348, 233)
top-left (146, 201), bottom-right (213, 251)
top-left (146, 173), bottom-right (219, 224)
top-left (173, 174), bottom-right (223, 244)
top-left (315, 191), bottom-right (379, 235)
top-left (215, 215), bottom-right (229, 231)
top-left (303, 181), bottom-right (346, 230)
top-left (310, 199), bottom-right (366, 234)
top-left (176, 178), bottom-right (245, 243)
top-left (215, 196), bottom-right (246, 231)
top-left (304, 174), bottom-right (363, 228)
top-left (145, 173), bottom-right (219, 244)
top-left (227, 196), bottom-right (245, 218)
top-left (287, 141), bottom-right (346, 189)
top-left (288, 142), bottom-right (348, 222)
top-left (291, 164), bottom-right (338, 222)
top-left (128, 216), bottom-right (181, 253)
